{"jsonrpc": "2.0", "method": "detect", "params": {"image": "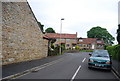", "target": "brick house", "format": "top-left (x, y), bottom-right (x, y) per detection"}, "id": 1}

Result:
top-left (46, 33), bottom-right (78, 49)
top-left (78, 38), bottom-right (104, 50)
